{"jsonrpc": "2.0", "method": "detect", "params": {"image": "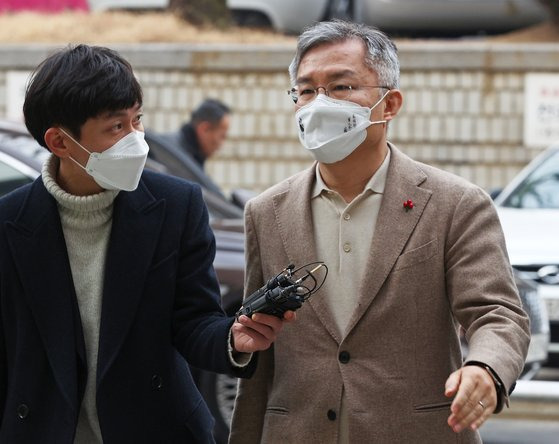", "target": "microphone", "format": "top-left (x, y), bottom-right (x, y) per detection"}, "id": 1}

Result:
top-left (235, 262), bottom-right (327, 319)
